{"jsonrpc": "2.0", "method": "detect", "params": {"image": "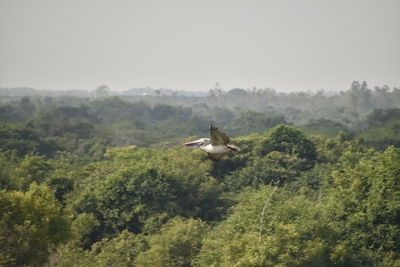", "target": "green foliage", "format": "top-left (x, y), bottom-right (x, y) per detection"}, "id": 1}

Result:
top-left (136, 217), bottom-right (209, 267)
top-left (209, 133), bottom-right (263, 181)
top-left (0, 184), bottom-right (71, 266)
top-left (0, 122), bottom-right (57, 157)
top-left (258, 125), bottom-right (317, 163)
top-left (91, 230), bottom-right (147, 267)
top-left (1, 88), bottom-right (399, 157)
top-left (70, 146), bottom-right (223, 246)
top-left (327, 147), bottom-right (400, 264)
top-left (361, 109), bottom-right (400, 149)
top-left (53, 230), bottom-right (147, 267)
top-left (0, 150), bottom-right (18, 189)
top-left (221, 125), bottom-right (318, 191)
top-left (230, 111), bottom-right (286, 136)
top-left (1, 89), bottom-right (400, 266)
top-left (12, 155), bottom-right (52, 190)
top-left (197, 147), bottom-right (400, 266)
top-left (303, 119), bottom-right (350, 138)
top-left (195, 186), bottom-right (338, 266)
top-left (228, 151), bottom-right (307, 189)
top-left (365, 108), bottom-right (400, 128)
top-left (208, 107), bottom-right (235, 127)
top-left (311, 131), bottom-right (363, 163)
